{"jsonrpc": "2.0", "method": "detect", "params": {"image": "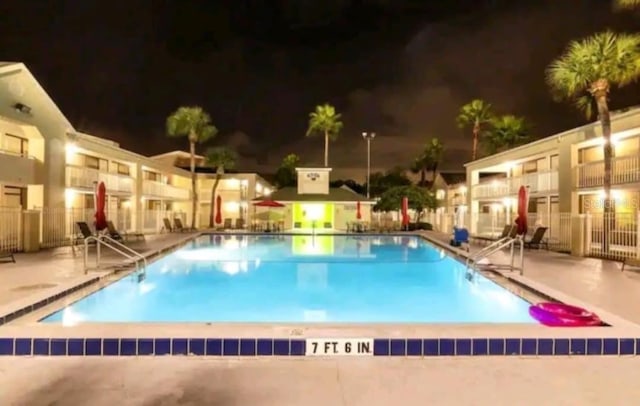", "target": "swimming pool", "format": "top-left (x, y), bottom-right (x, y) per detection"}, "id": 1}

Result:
top-left (42, 234), bottom-right (535, 324)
